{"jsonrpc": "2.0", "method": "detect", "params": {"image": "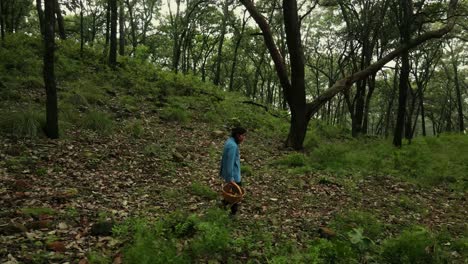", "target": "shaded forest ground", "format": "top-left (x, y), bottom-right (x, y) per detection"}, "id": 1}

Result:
top-left (0, 36), bottom-right (466, 263)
